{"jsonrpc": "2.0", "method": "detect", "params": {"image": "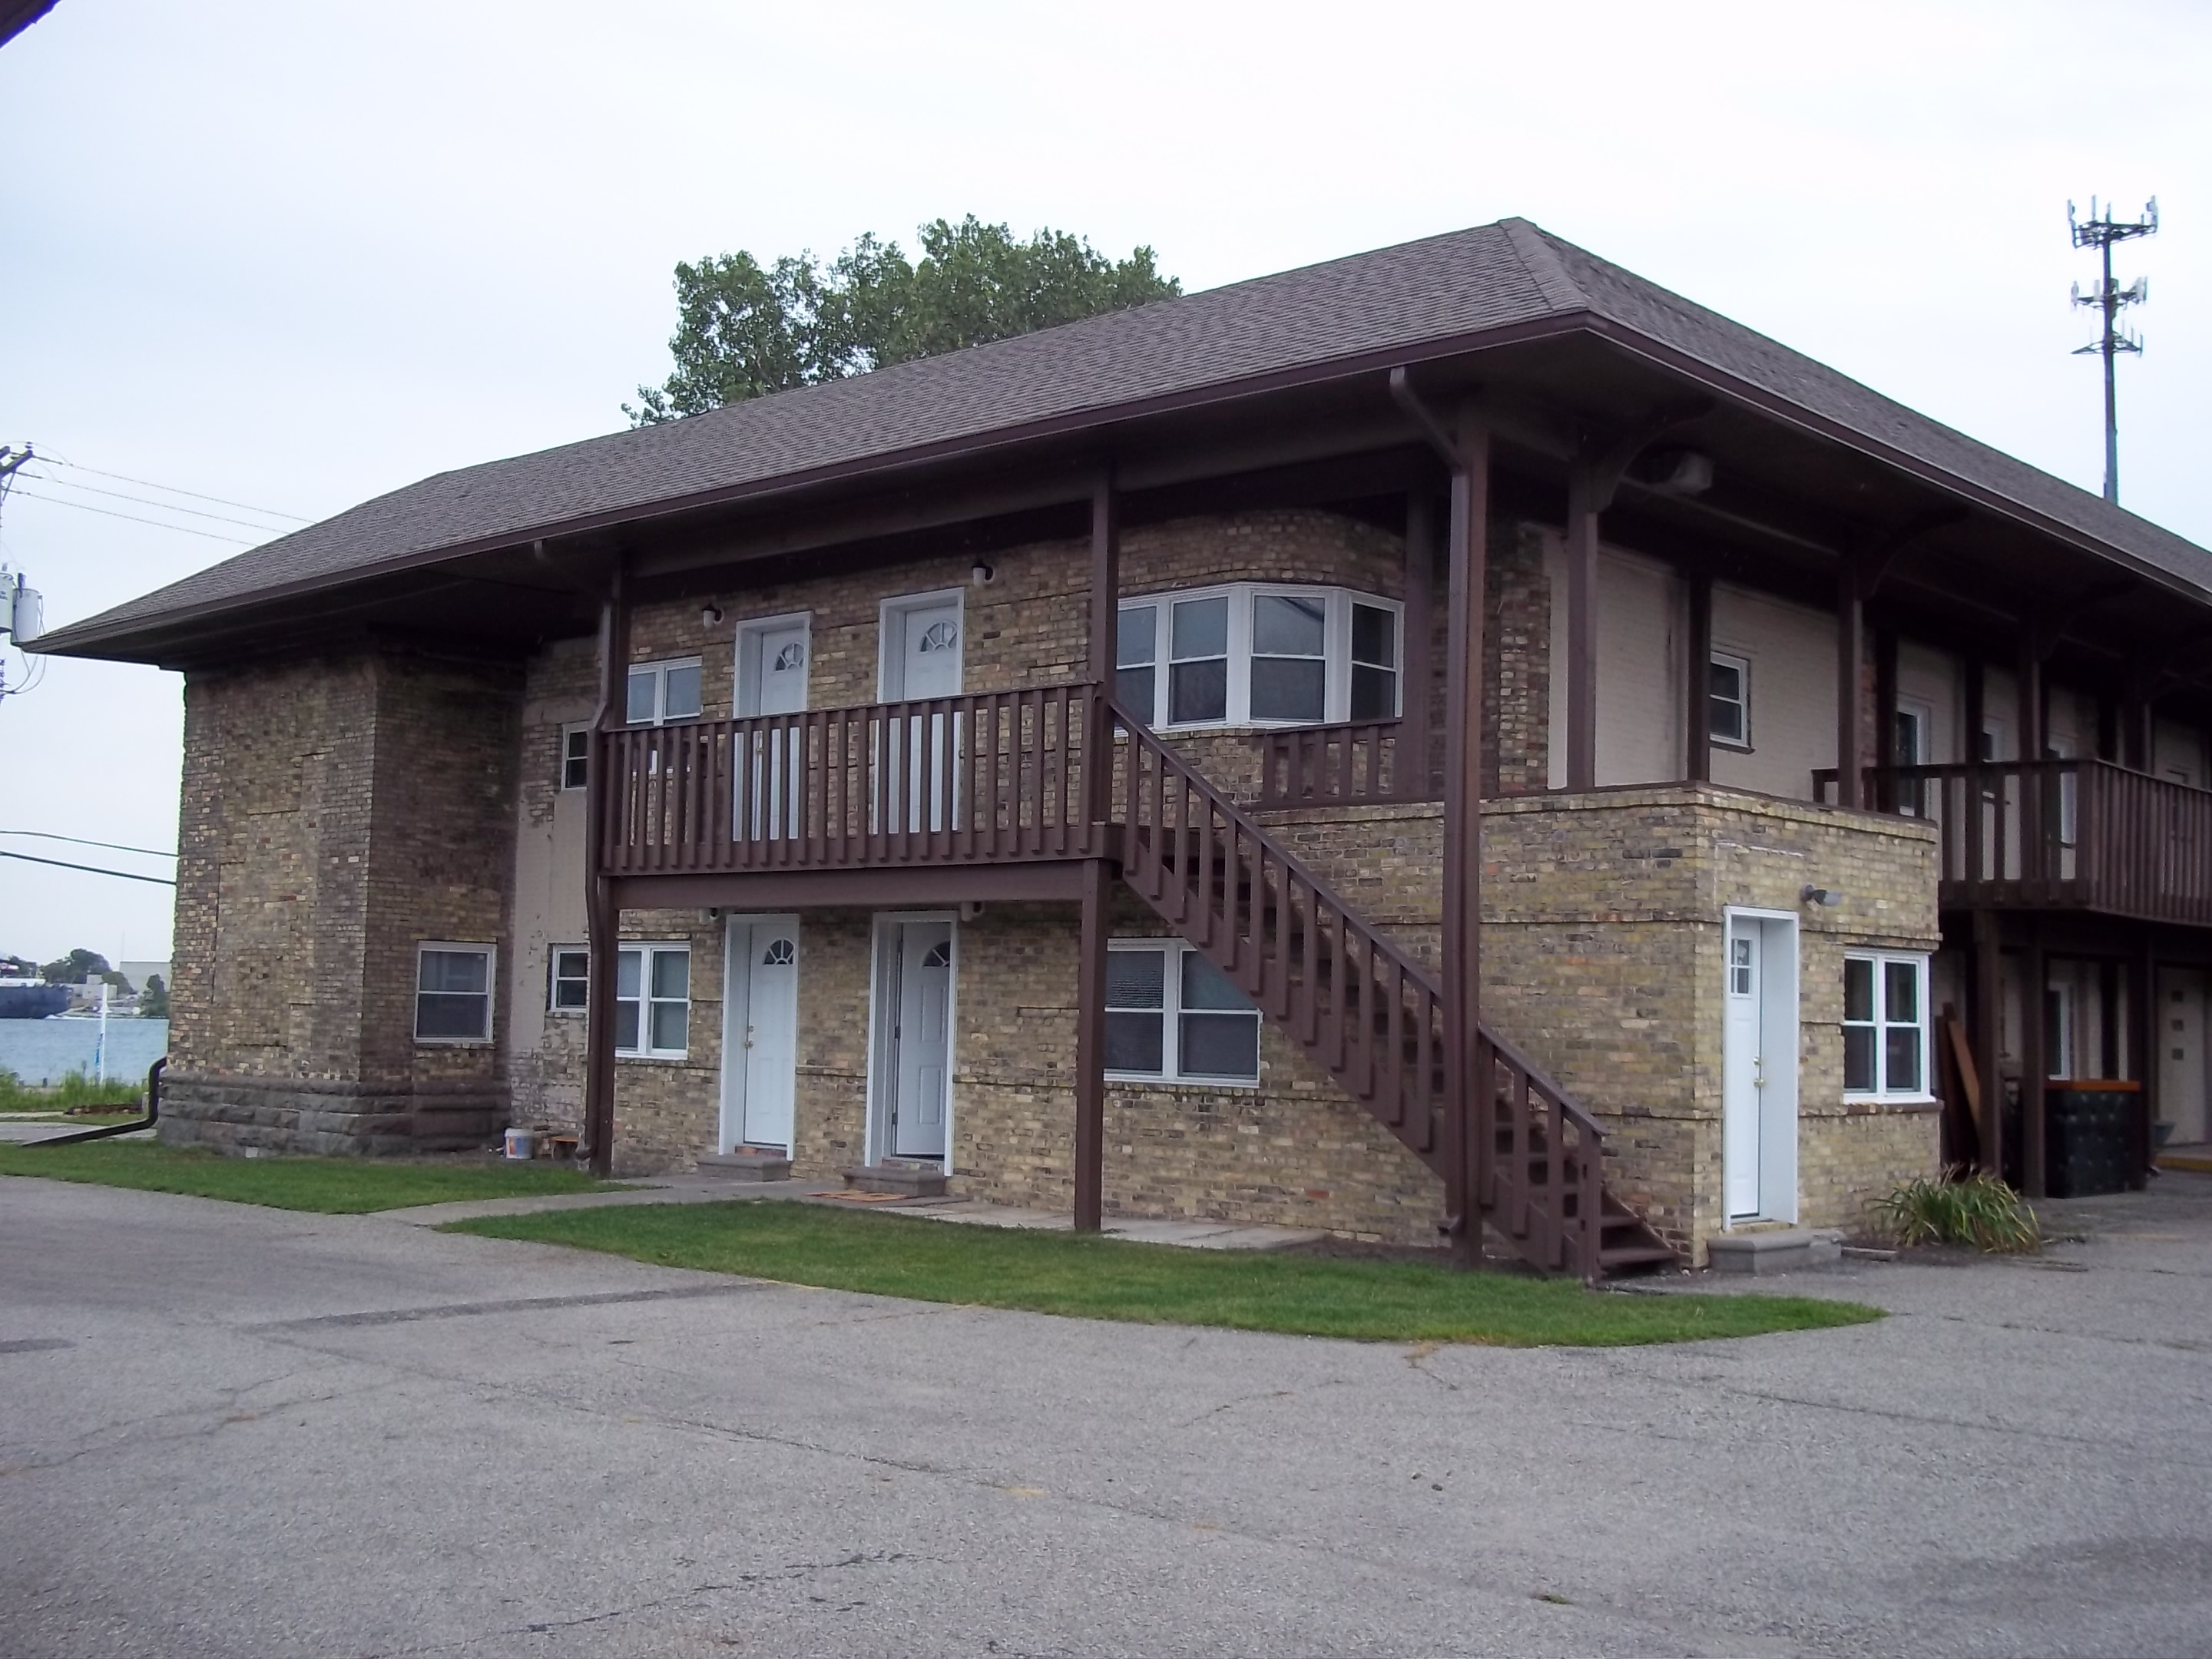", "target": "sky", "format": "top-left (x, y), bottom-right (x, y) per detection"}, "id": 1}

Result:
top-left (1, 0), bottom-right (2207, 965)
